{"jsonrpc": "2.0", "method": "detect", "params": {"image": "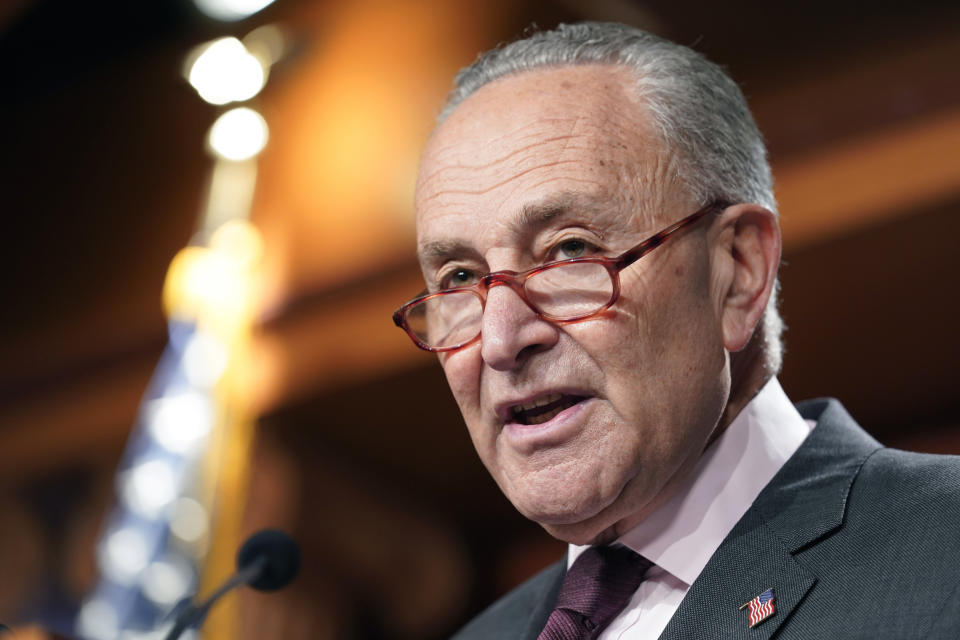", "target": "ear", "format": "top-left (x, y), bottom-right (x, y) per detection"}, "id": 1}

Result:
top-left (713, 204), bottom-right (781, 353)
